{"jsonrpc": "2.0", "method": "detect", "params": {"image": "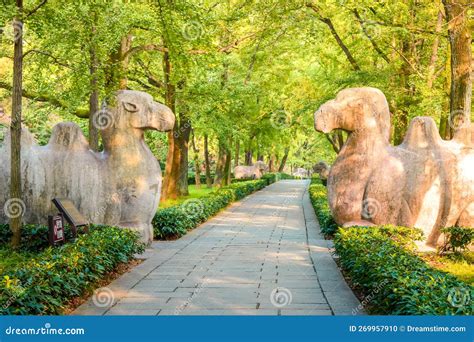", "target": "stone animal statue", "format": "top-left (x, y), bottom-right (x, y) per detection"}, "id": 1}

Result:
top-left (0, 90), bottom-right (175, 243)
top-left (293, 168), bottom-right (309, 179)
top-left (313, 161), bottom-right (330, 184)
top-left (234, 161), bottom-right (268, 179)
top-left (314, 87), bottom-right (473, 246)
